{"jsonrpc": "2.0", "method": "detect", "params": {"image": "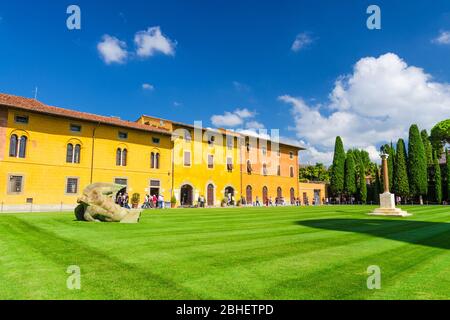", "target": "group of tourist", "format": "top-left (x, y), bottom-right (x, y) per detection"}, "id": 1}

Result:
top-left (115, 192), bottom-right (131, 209)
top-left (142, 194), bottom-right (165, 209)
